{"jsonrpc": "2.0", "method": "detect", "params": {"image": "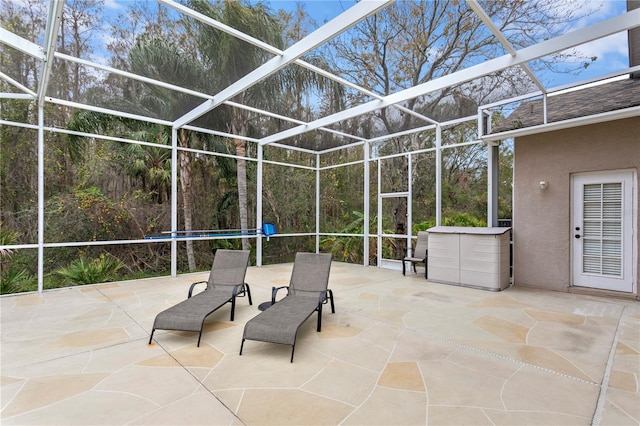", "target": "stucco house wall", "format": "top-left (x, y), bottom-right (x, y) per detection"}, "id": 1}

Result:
top-left (513, 116), bottom-right (640, 295)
